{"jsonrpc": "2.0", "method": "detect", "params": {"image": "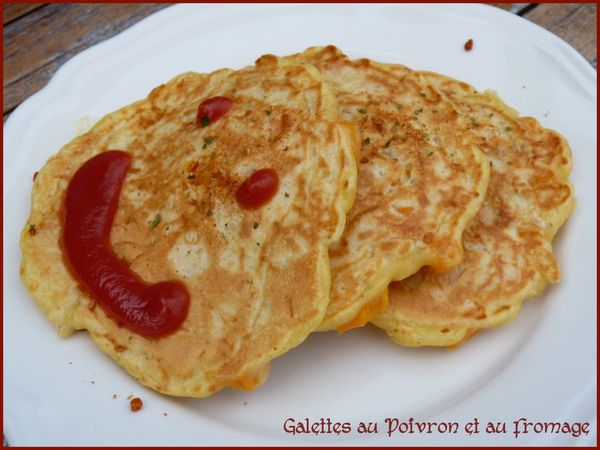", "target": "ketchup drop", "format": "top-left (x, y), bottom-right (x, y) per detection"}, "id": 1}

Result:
top-left (62, 151), bottom-right (190, 338)
top-left (235, 168), bottom-right (279, 210)
top-left (196, 96), bottom-right (232, 127)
